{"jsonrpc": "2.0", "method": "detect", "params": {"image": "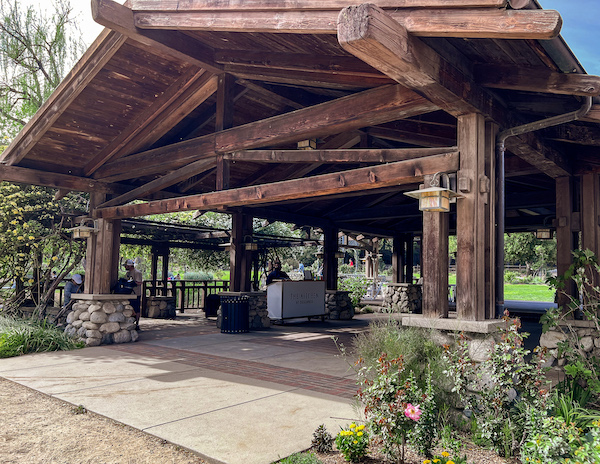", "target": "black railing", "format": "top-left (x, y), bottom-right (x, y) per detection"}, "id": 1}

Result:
top-left (142, 279), bottom-right (229, 312)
